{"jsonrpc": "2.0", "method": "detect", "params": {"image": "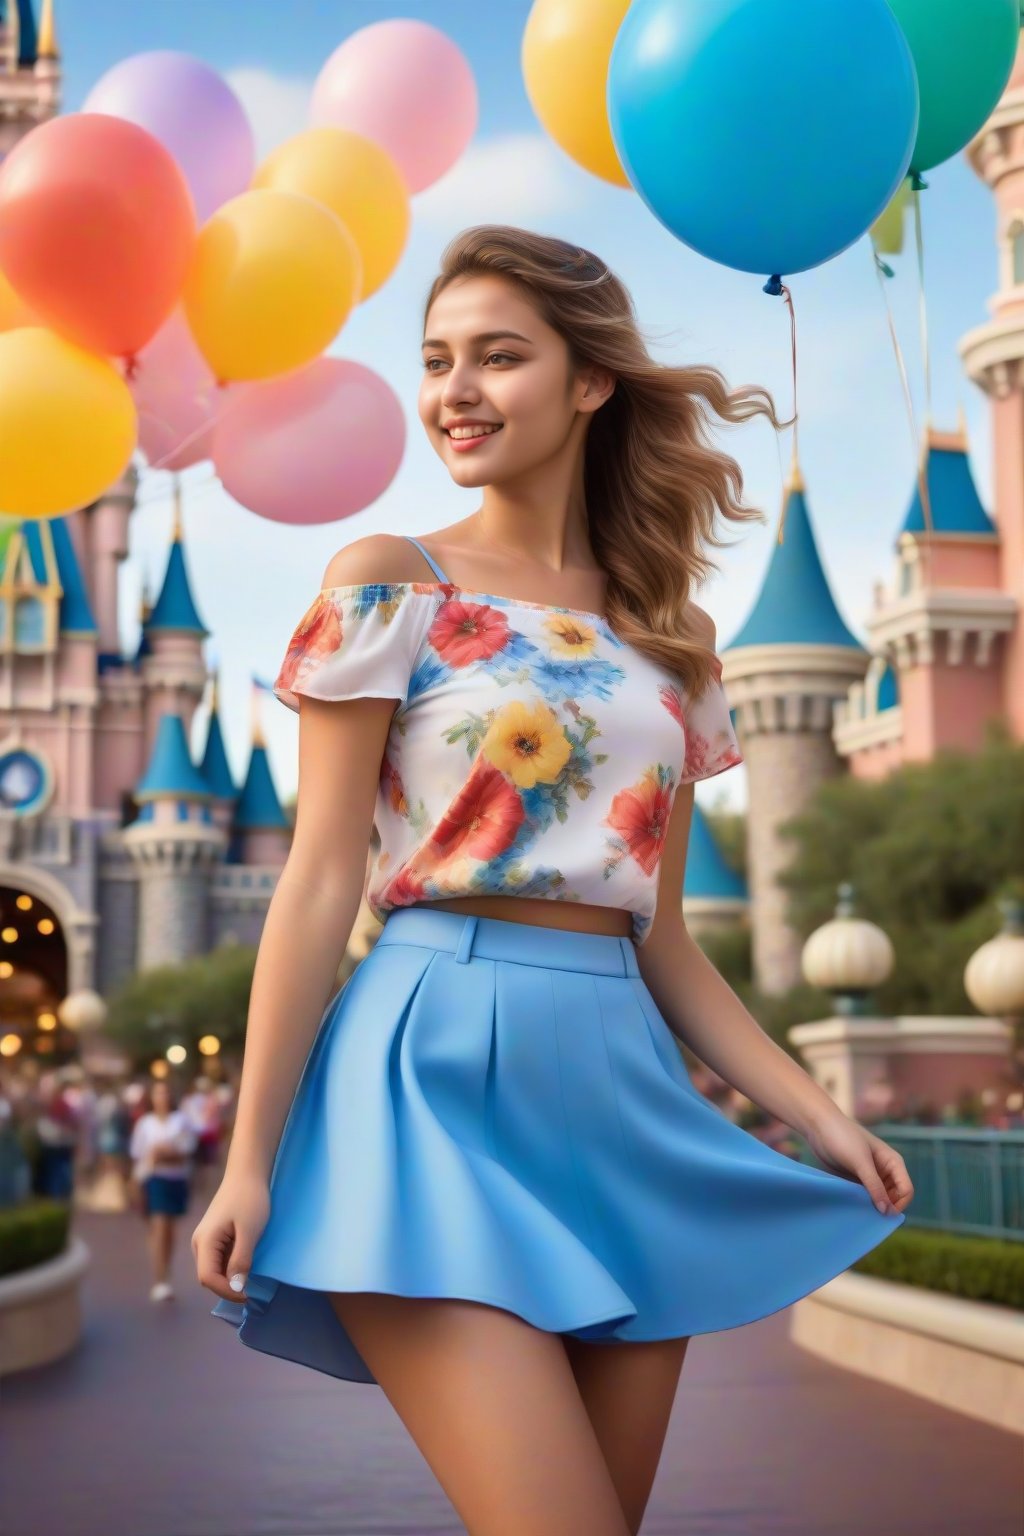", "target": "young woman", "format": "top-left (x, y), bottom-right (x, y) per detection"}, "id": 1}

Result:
top-left (130, 1078), bottom-right (197, 1302)
top-left (193, 226), bottom-right (913, 1536)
